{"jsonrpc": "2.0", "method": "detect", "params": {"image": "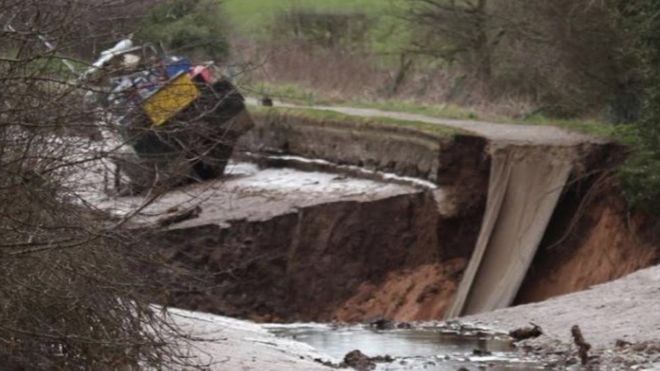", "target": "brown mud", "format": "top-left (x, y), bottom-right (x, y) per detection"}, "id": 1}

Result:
top-left (146, 191), bottom-right (481, 322)
top-left (333, 260), bottom-right (467, 322)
